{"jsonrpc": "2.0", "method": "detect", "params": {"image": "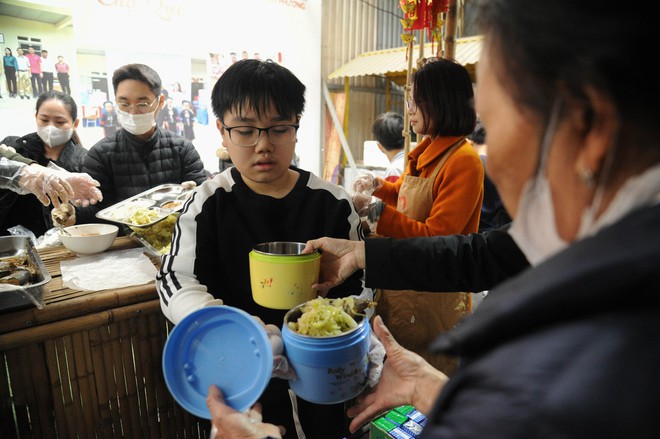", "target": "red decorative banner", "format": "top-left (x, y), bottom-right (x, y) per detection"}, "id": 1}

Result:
top-left (399, 0), bottom-right (448, 31)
